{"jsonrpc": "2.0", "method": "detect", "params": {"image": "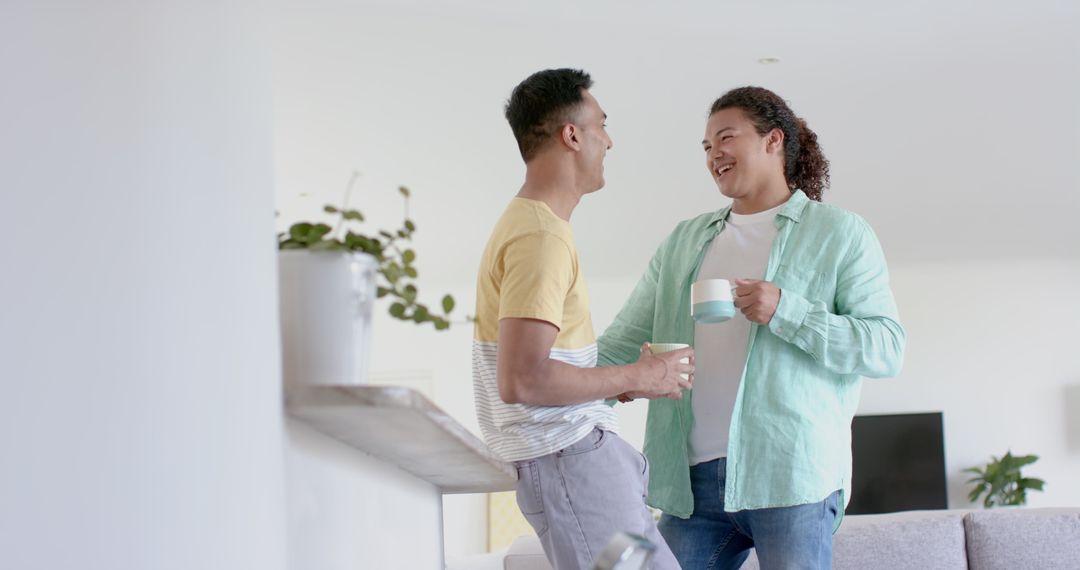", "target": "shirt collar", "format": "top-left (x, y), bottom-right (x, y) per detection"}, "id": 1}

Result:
top-left (706, 189), bottom-right (810, 228)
